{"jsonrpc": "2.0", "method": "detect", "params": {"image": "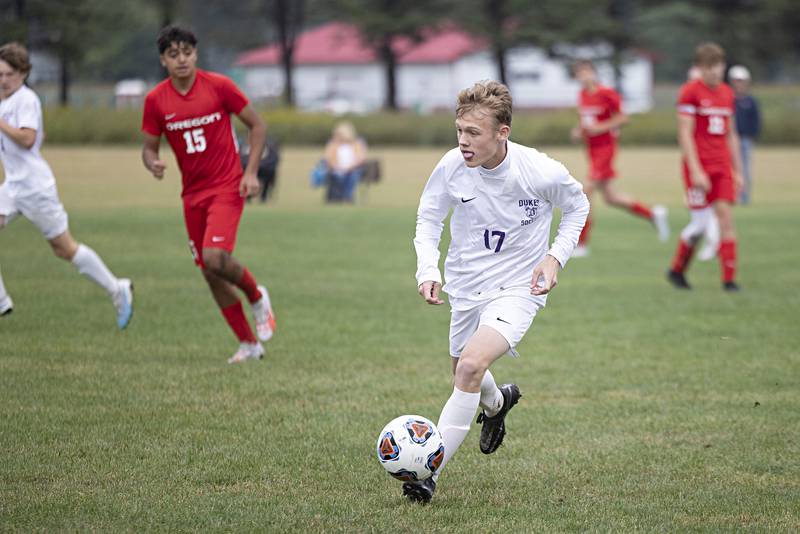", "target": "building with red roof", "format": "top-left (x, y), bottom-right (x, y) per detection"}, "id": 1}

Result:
top-left (234, 22), bottom-right (653, 113)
